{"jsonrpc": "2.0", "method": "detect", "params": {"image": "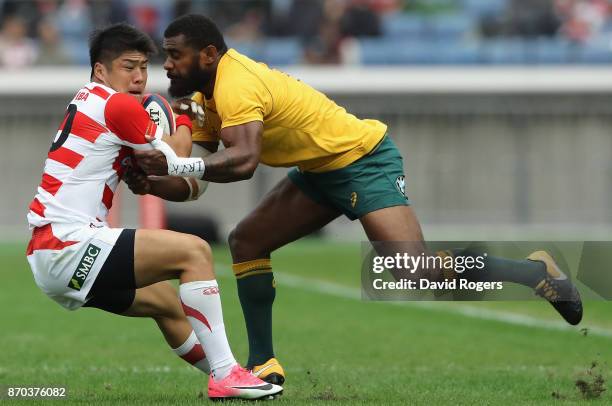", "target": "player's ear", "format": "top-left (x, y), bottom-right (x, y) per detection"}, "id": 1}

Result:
top-left (93, 62), bottom-right (107, 83)
top-left (199, 45), bottom-right (218, 66)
